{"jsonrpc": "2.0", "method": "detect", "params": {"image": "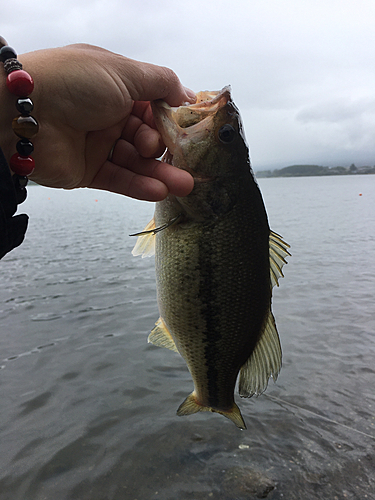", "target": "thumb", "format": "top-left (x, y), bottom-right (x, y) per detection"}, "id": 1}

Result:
top-left (114, 56), bottom-right (196, 107)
